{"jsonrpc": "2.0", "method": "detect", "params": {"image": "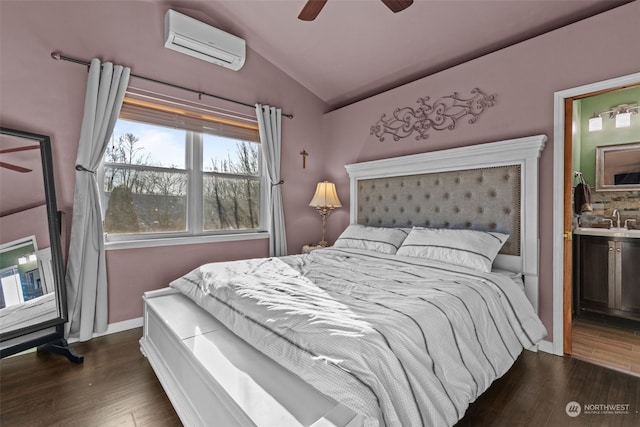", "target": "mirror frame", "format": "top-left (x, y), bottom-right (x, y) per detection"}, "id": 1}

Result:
top-left (595, 141), bottom-right (640, 192)
top-left (0, 127), bottom-right (68, 356)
